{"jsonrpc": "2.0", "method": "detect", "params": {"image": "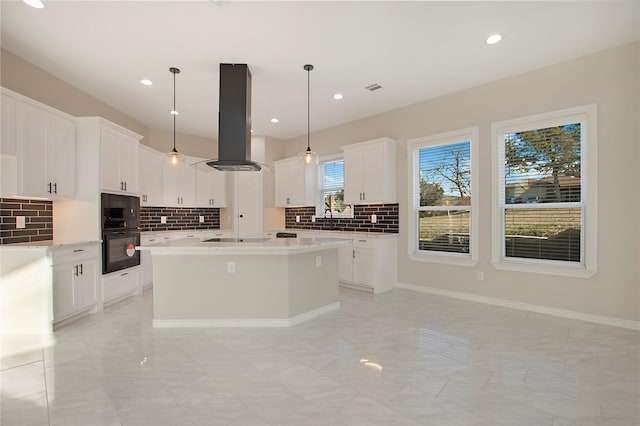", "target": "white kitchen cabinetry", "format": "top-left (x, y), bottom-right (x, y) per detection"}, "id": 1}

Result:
top-left (274, 157), bottom-right (317, 207)
top-left (51, 243), bottom-right (100, 323)
top-left (101, 126), bottom-right (139, 195)
top-left (102, 266), bottom-right (141, 304)
top-left (163, 159), bottom-right (196, 206)
top-left (342, 137), bottom-right (396, 205)
top-left (195, 163), bottom-right (227, 207)
top-left (138, 145), bottom-right (164, 206)
top-left (337, 235), bottom-right (398, 294)
top-left (1, 89), bottom-right (75, 199)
